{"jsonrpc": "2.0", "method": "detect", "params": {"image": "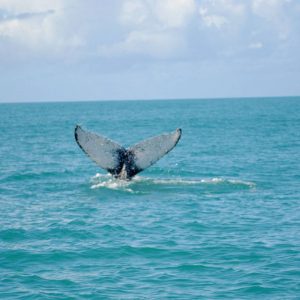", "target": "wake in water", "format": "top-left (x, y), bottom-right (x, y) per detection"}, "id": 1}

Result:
top-left (90, 173), bottom-right (256, 193)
